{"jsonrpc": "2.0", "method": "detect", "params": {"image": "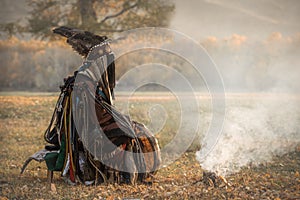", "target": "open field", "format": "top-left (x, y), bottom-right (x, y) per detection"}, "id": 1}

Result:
top-left (0, 93), bottom-right (299, 199)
